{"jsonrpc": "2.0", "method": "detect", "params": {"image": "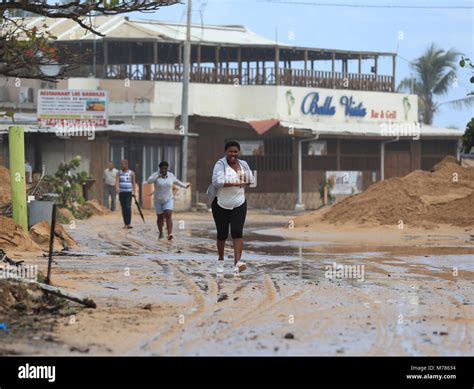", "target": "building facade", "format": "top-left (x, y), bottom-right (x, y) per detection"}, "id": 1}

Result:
top-left (0, 16), bottom-right (462, 210)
